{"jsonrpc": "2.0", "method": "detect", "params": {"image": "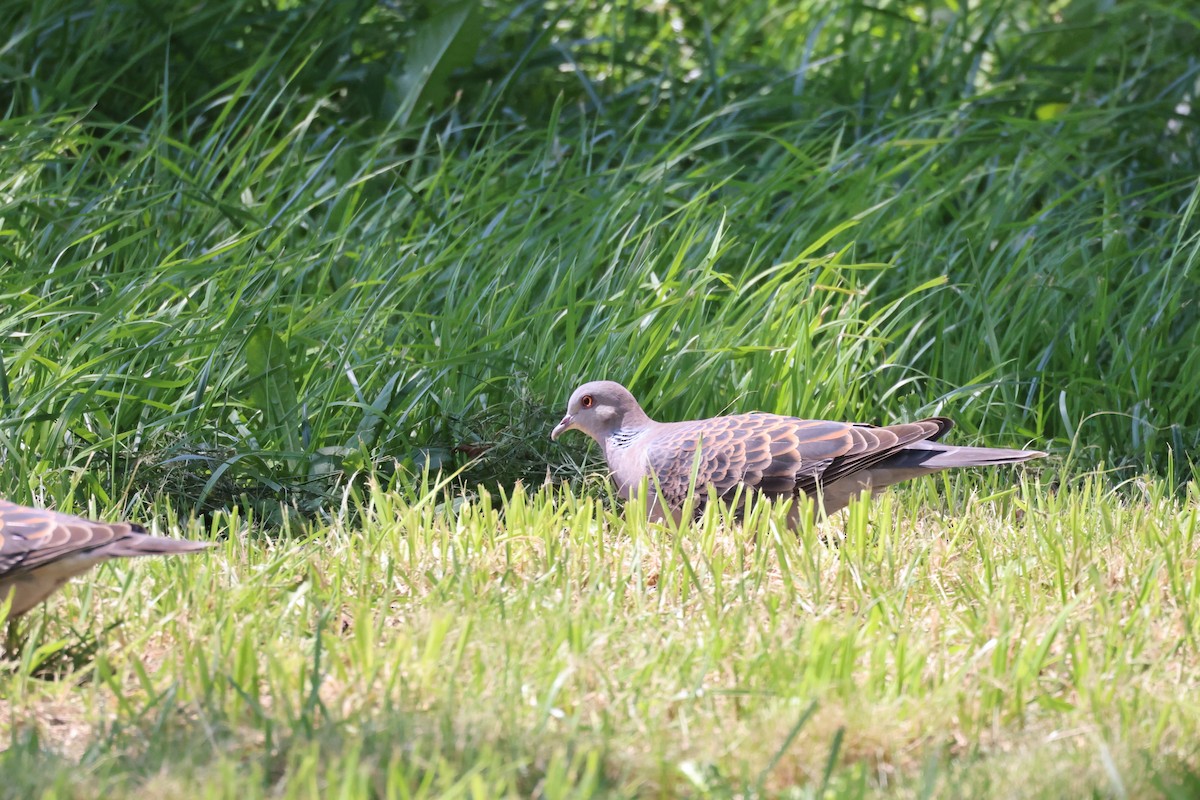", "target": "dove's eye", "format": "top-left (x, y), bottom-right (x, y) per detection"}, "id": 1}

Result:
top-left (580, 395), bottom-right (594, 409)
